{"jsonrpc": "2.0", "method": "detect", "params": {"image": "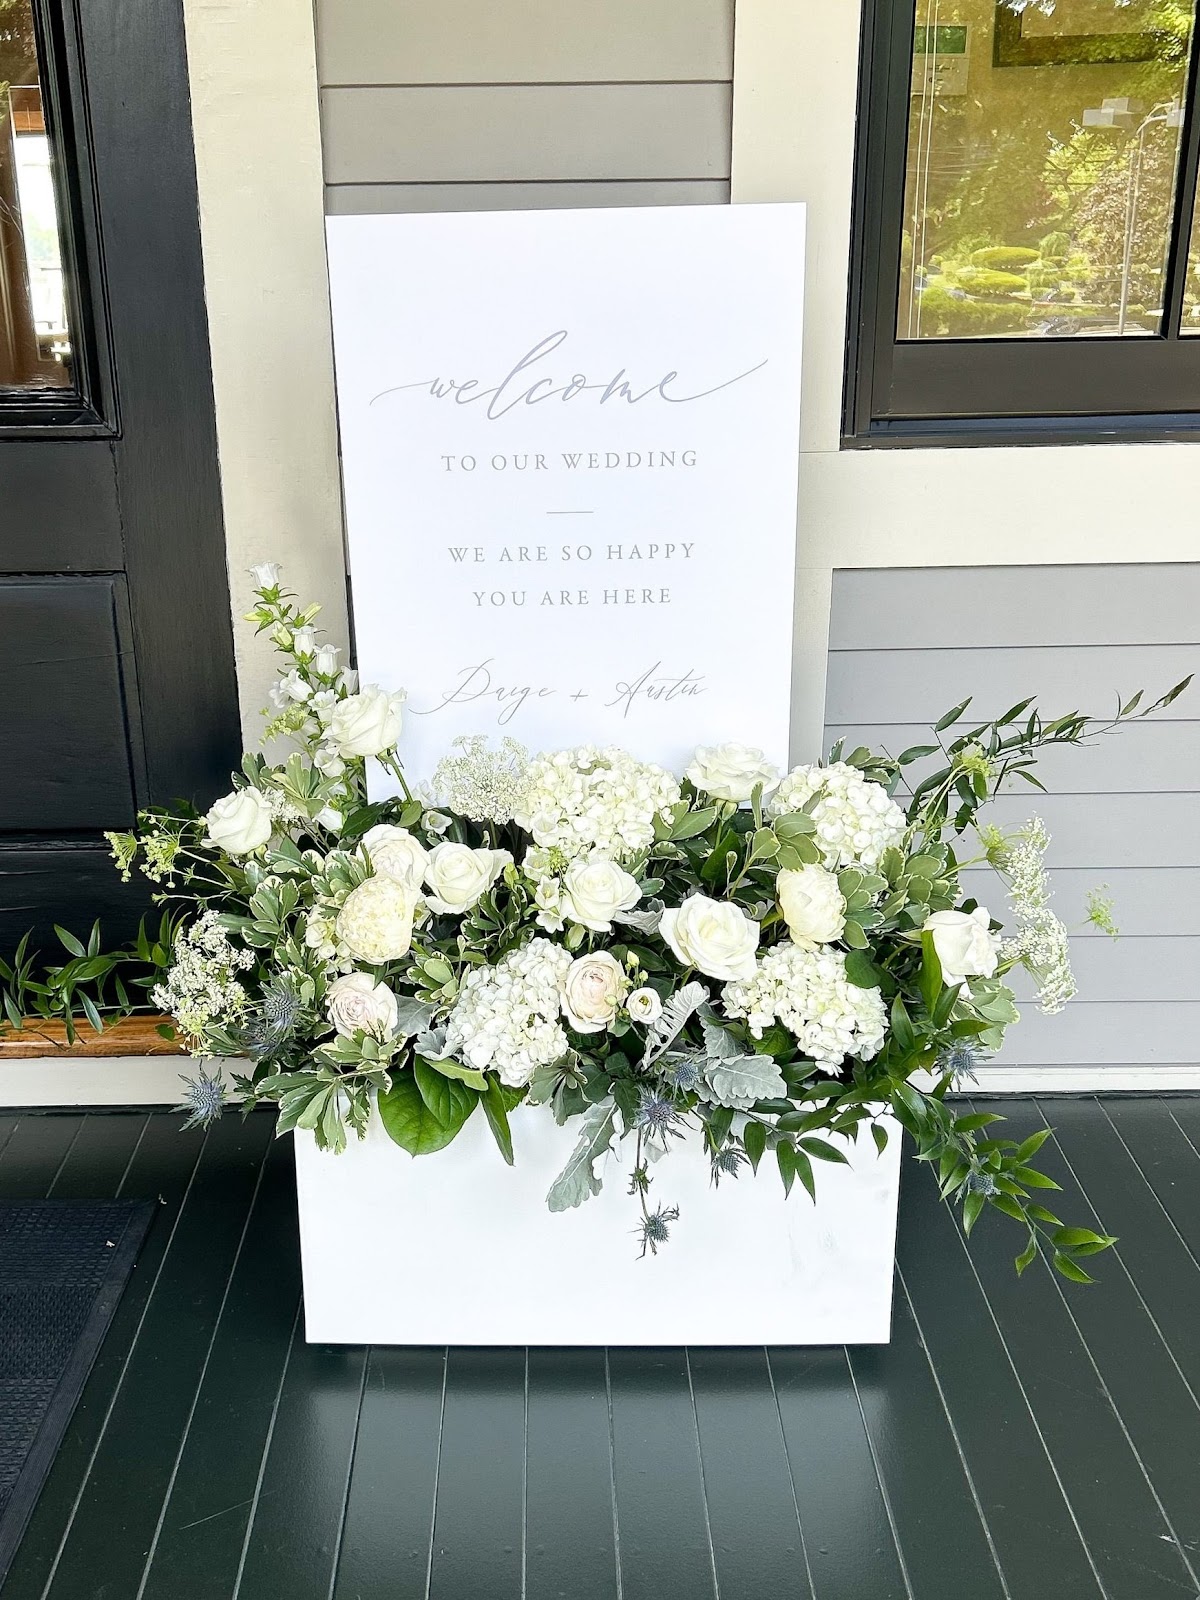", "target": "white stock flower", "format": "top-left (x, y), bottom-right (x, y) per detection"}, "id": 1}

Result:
top-left (560, 857), bottom-right (641, 932)
top-left (363, 823), bottom-right (428, 889)
top-left (722, 942), bottom-right (887, 1068)
top-left (335, 876), bottom-right (417, 964)
top-left (516, 745), bottom-right (679, 861)
top-left (423, 842), bottom-right (511, 915)
top-left (445, 938), bottom-right (573, 1086)
top-left (685, 743), bottom-right (781, 803)
top-left (204, 787), bottom-right (273, 856)
top-left (326, 686), bottom-right (407, 758)
top-left (626, 987), bottom-right (663, 1024)
top-left (660, 894), bottom-right (760, 982)
top-left (250, 561), bottom-right (281, 589)
top-left (924, 908), bottom-right (1001, 986)
top-left (771, 762), bottom-right (906, 870)
top-left (326, 972), bottom-right (399, 1039)
top-left (561, 951), bottom-right (628, 1033)
top-left (777, 864), bottom-right (846, 945)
